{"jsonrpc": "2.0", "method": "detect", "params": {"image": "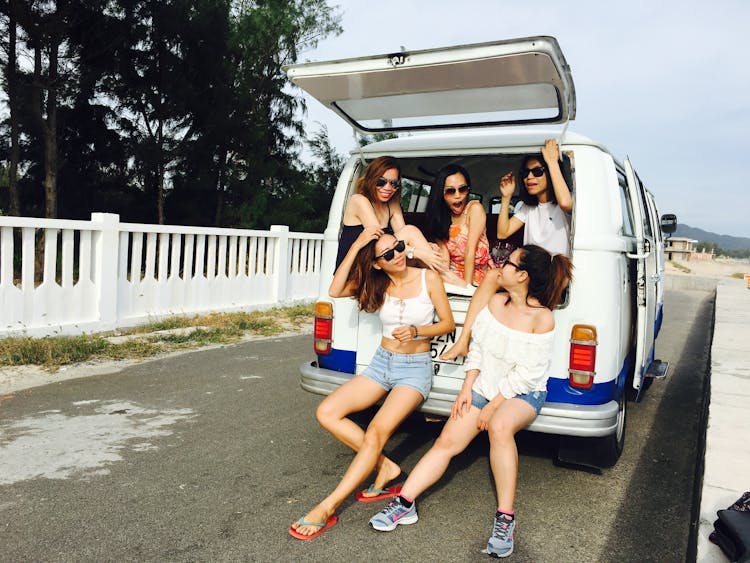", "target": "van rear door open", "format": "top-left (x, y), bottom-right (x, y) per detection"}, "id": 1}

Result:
top-left (624, 159), bottom-right (658, 393)
top-left (284, 36), bottom-right (575, 133)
